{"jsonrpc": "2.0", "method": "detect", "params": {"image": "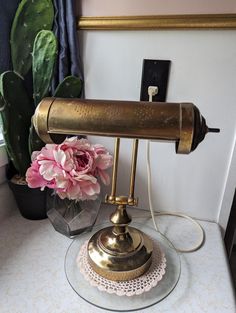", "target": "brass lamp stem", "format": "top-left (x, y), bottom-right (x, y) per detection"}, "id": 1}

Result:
top-left (110, 204), bottom-right (132, 235)
top-left (109, 139), bottom-right (139, 231)
top-left (128, 139), bottom-right (139, 206)
top-left (107, 137), bottom-right (120, 204)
